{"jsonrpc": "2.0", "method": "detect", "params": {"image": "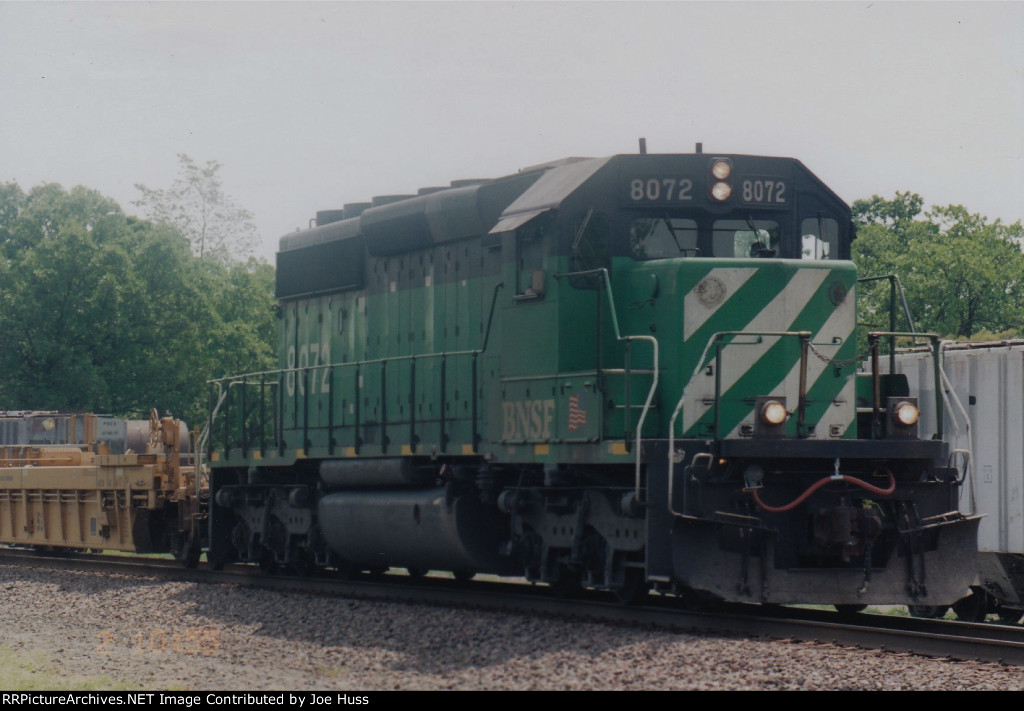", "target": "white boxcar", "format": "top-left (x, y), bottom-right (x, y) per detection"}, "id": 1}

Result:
top-left (894, 342), bottom-right (1024, 620)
